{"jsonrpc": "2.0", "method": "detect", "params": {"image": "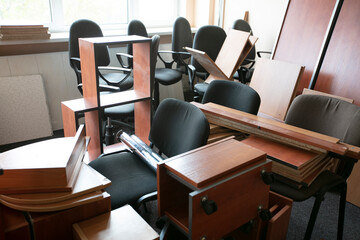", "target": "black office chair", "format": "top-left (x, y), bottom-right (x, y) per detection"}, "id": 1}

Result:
top-left (270, 94), bottom-right (360, 240)
top-left (117, 19), bottom-right (149, 69)
top-left (69, 19), bottom-right (133, 92)
top-left (154, 17), bottom-right (193, 107)
top-left (89, 98), bottom-right (210, 210)
top-left (202, 80), bottom-right (261, 115)
top-left (187, 25), bottom-right (227, 102)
